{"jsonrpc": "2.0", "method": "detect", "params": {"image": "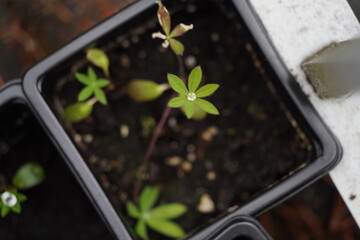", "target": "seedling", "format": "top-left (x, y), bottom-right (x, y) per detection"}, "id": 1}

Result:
top-left (0, 162), bottom-right (45, 217)
top-left (167, 66), bottom-right (219, 119)
top-left (126, 186), bottom-right (187, 240)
